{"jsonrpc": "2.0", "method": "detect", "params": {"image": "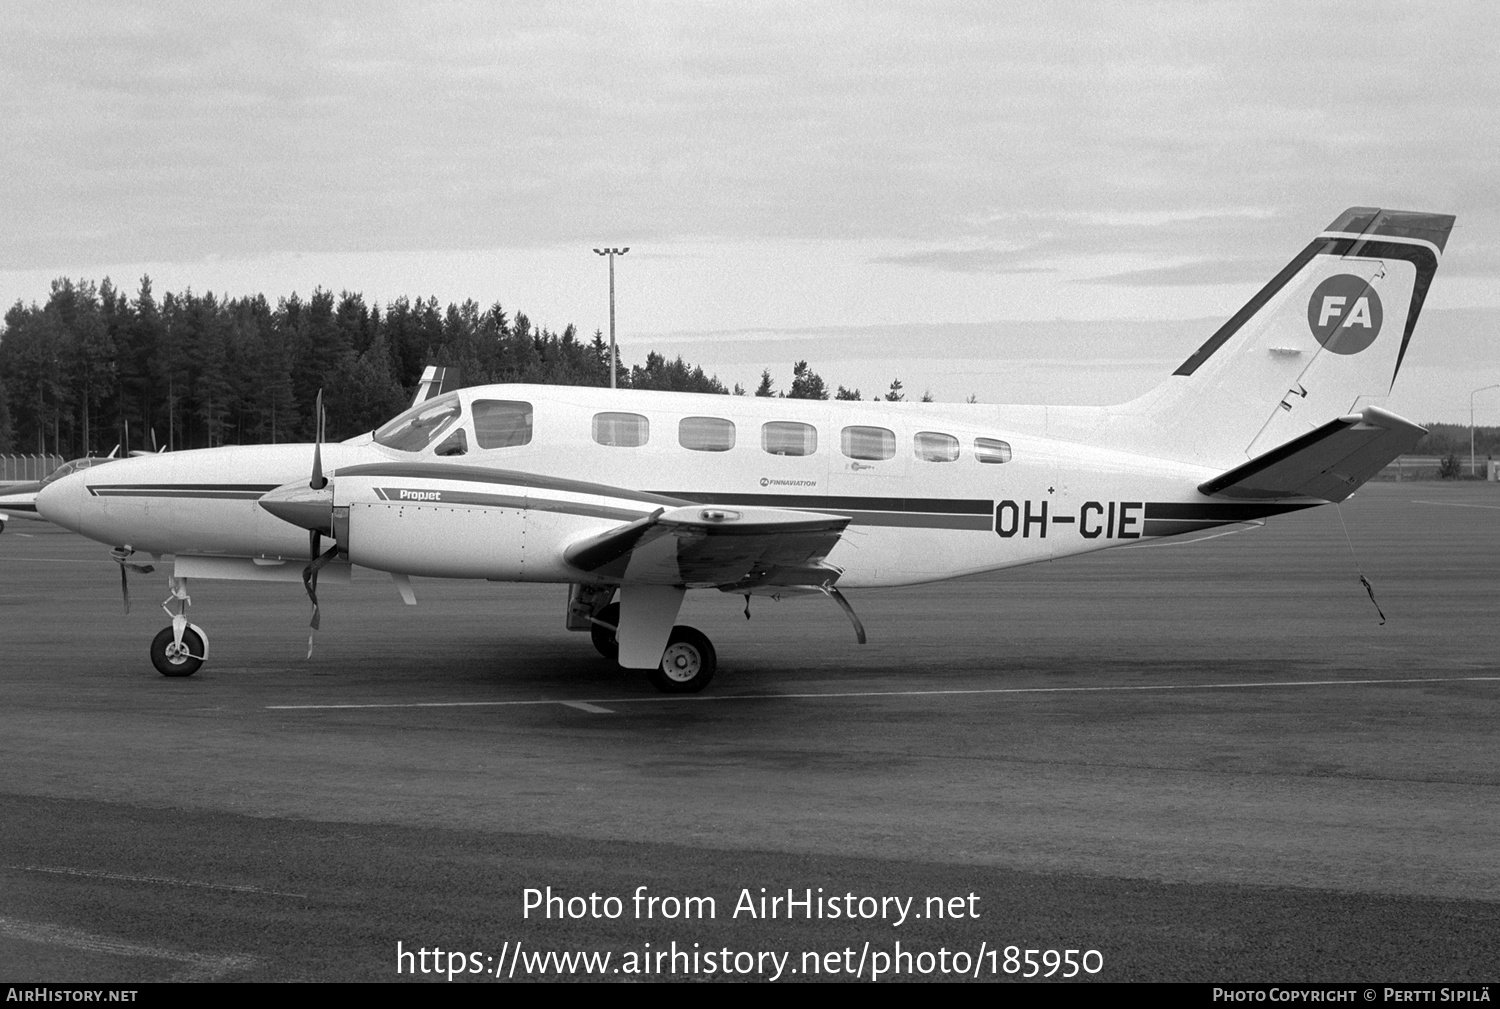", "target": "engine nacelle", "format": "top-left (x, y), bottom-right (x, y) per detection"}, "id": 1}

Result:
top-left (343, 499), bottom-right (527, 579)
